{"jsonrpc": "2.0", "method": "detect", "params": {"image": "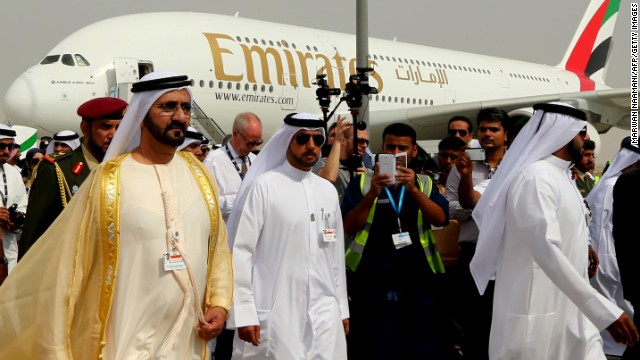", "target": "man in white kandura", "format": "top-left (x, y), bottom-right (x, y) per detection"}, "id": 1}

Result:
top-left (471, 103), bottom-right (638, 359)
top-left (0, 72), bottom-right (233, 359)
top-left (228, 113), bottom-right (349, 359)
top-left (586, 137), bottom-right (640, 357)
